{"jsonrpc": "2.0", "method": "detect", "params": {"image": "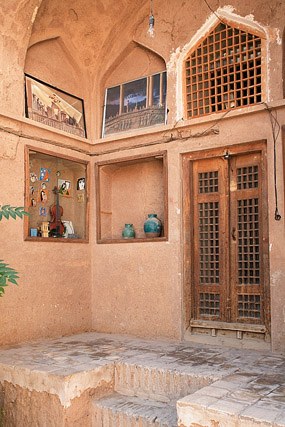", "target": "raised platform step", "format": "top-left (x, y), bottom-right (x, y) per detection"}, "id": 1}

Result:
top-left (0, 332), bottom-right (284, 426)
top-left (92, 392), bottom-right (177, 427)
top-left (115, 361), bottom-right (212, 402)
